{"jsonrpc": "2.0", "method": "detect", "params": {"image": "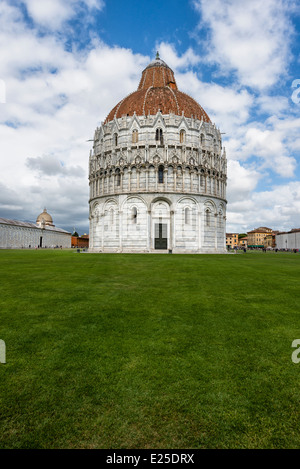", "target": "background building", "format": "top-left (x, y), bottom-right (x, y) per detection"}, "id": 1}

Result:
top-left (226, 233), bottom-right (239, 249)
top-left (71, 234), bottom-right (89, 248)
top-left (247, 227), bottom-right (273, 248)
top-left (0, 209), bottom-right (71, 249)
top-left (89, 54), bottom-right (227, 253)
top-left (276, 229), bottom-right (300, 250)
top-left (238, 235), bottom-right (248, 249)
top-left (263, 231), bottom-right (277, 249)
